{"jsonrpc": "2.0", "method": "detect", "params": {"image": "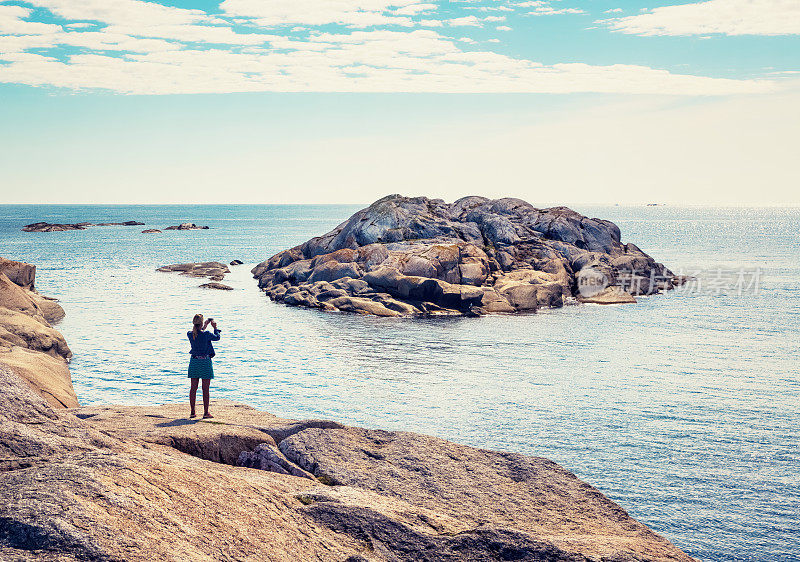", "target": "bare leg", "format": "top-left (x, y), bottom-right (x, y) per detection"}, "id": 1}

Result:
top-left (189, 378), bottom-right (199, 418)
top-left (202, 379), bottom-right (212, 418)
